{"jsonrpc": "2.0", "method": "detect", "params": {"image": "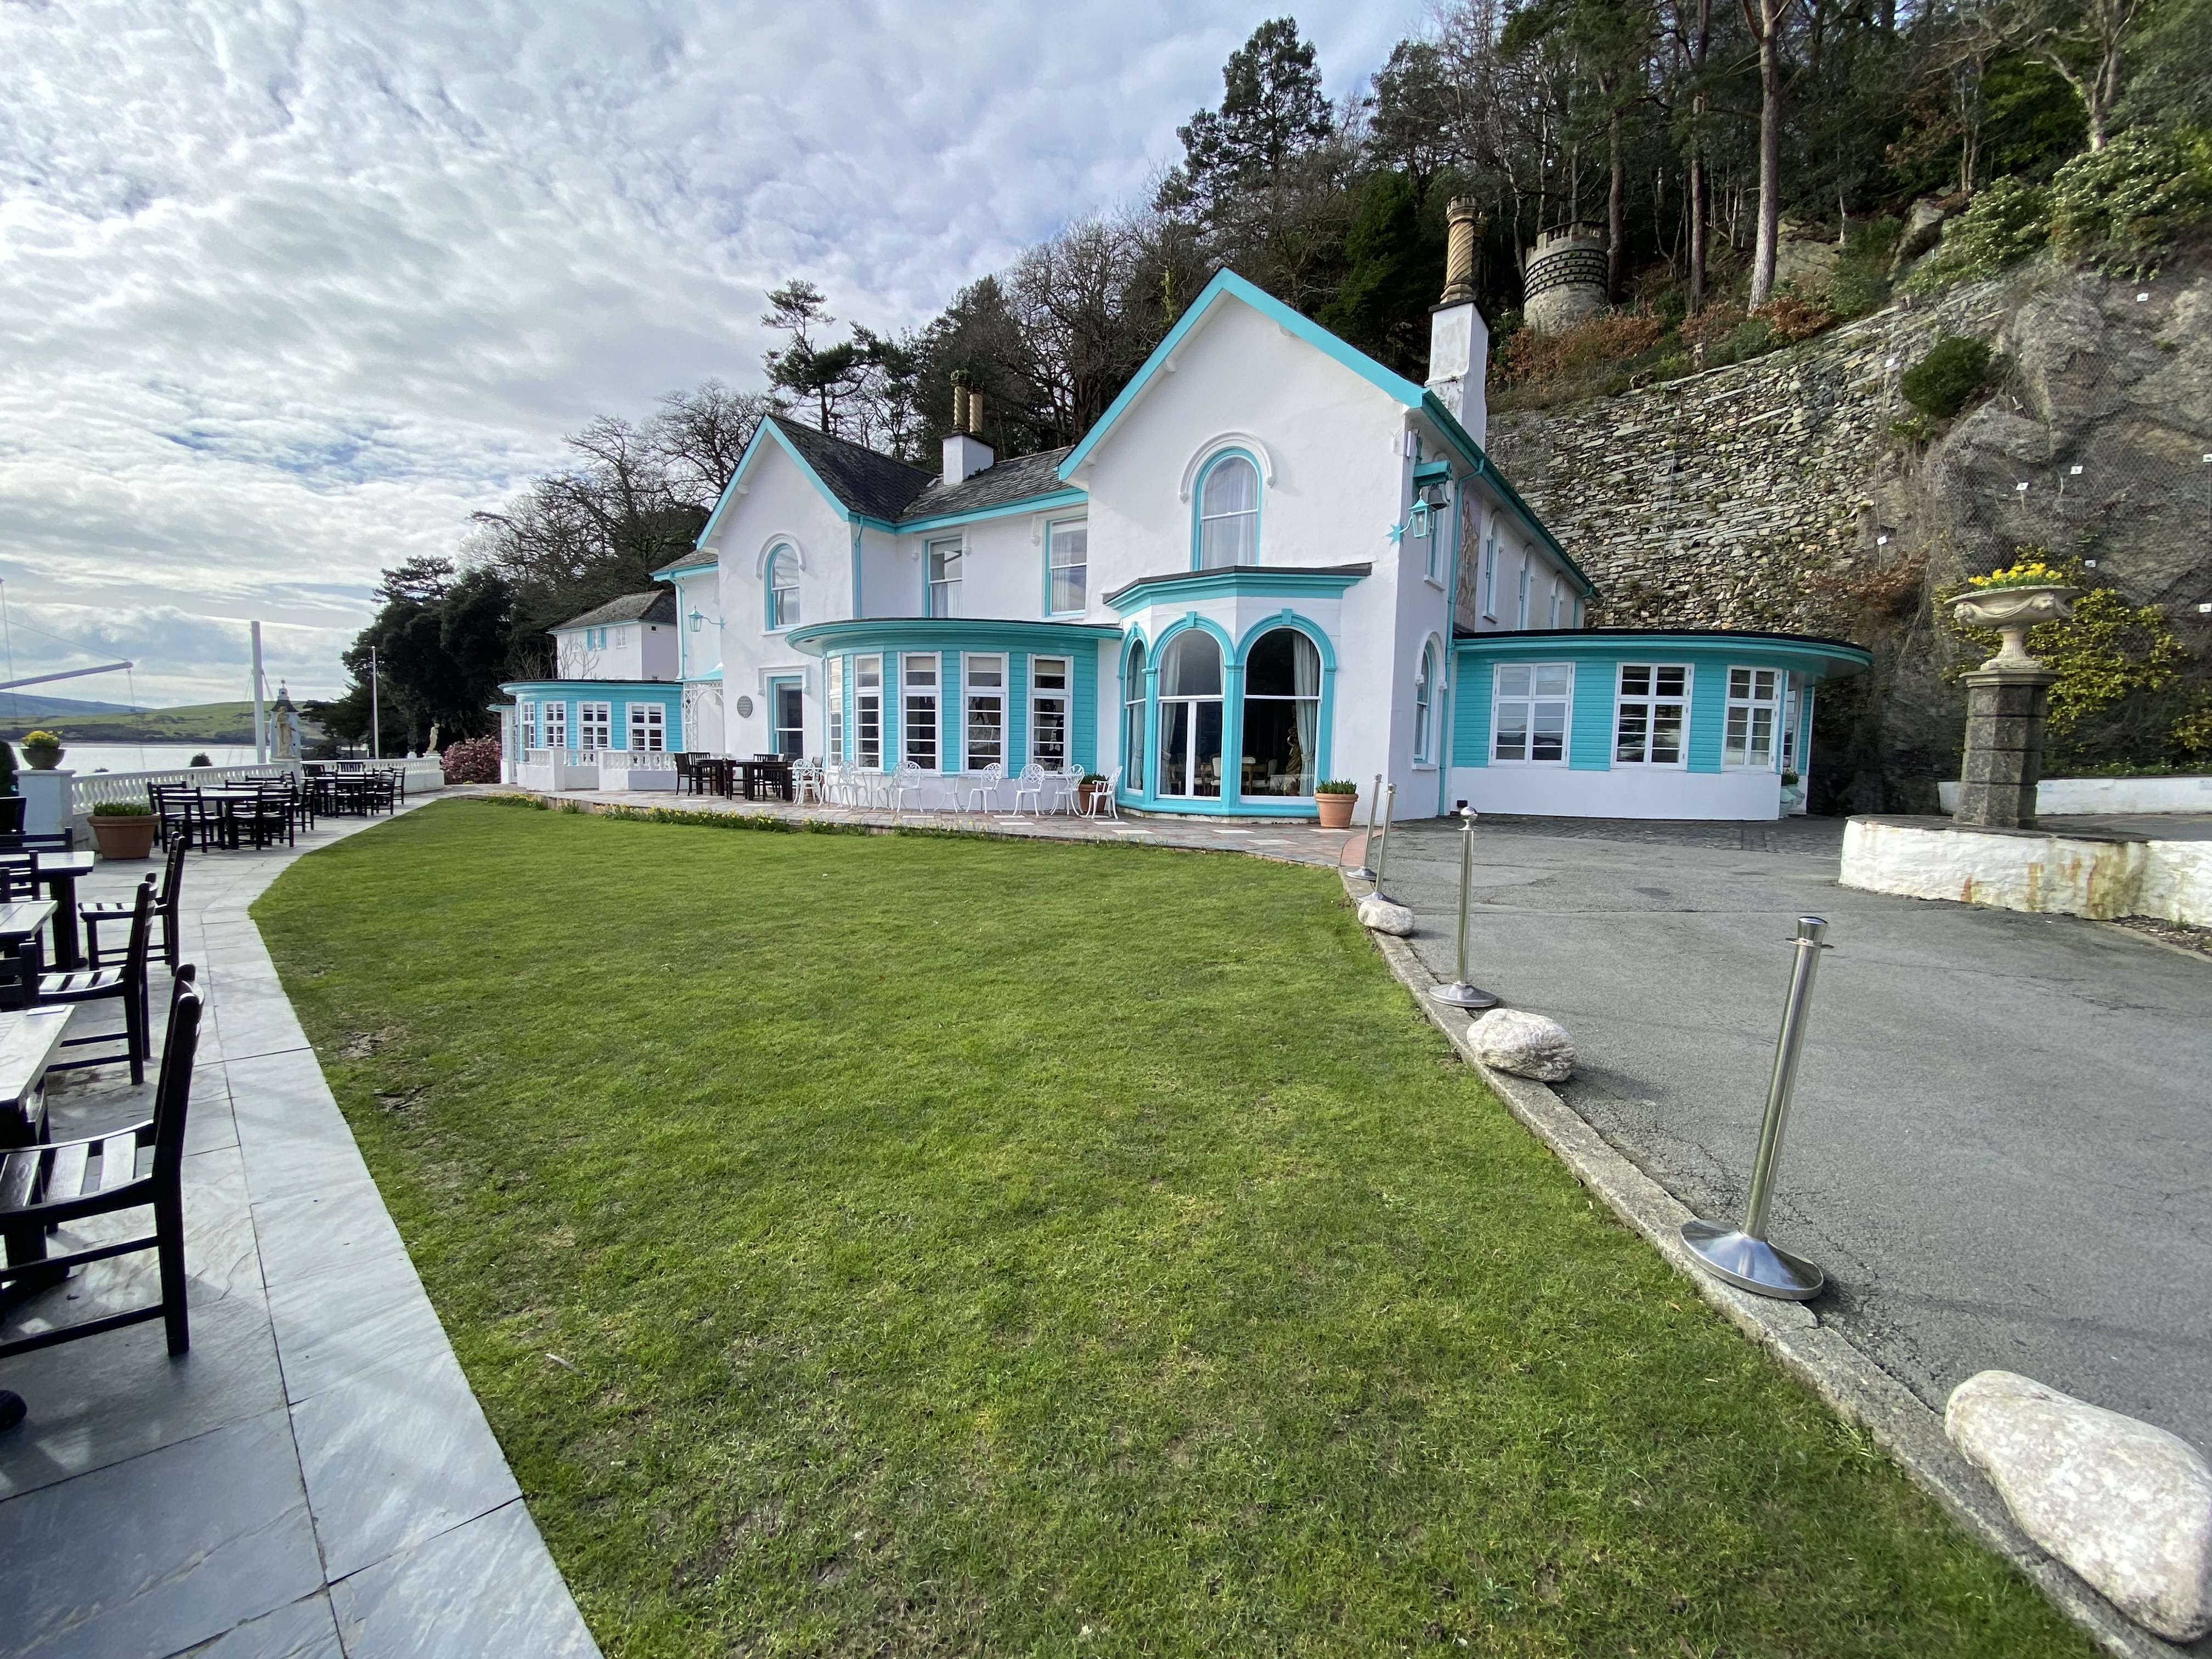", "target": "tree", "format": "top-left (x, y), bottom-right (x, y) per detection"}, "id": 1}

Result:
top-left (1742, 0), bottom-right (1800, 307)
top-left (1164, 18), bottom-right (1336, 210)
top-left (1317, 172), bottom-right (1443, 371)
